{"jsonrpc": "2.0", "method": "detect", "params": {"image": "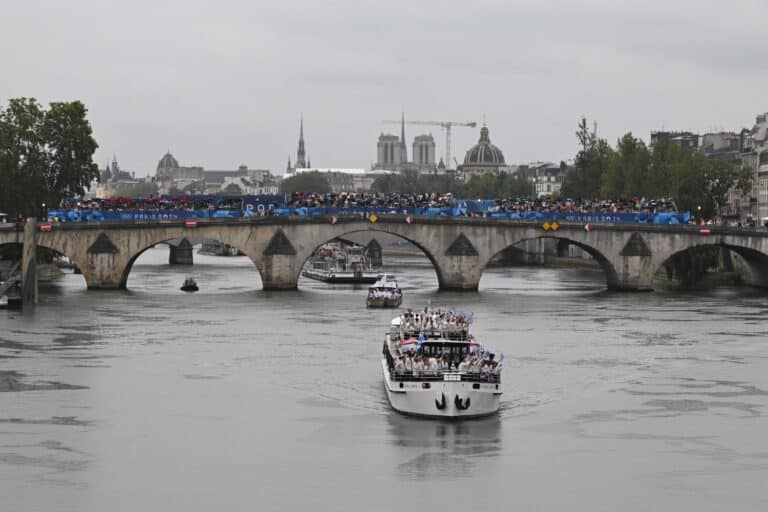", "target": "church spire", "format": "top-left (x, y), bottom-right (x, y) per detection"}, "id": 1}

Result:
top-left (296, 114), bottom-right (307, 168)
top-left (399, 112), bottom-right (408, 163)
